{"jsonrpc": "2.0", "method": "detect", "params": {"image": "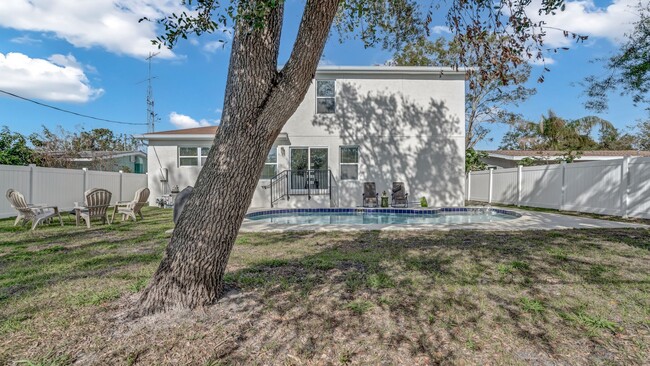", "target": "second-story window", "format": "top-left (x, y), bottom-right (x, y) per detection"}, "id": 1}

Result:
top-left (316, 80), bottom-right (335, 114)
